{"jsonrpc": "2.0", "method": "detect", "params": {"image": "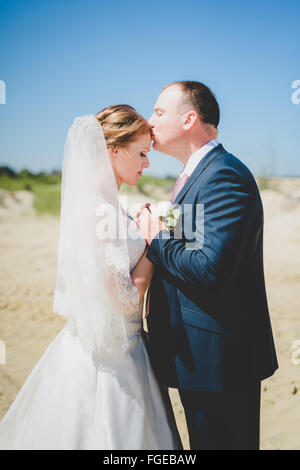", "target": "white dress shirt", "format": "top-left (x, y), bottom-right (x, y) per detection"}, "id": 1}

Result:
top-left (183, 139), bottom-right (220, 178)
